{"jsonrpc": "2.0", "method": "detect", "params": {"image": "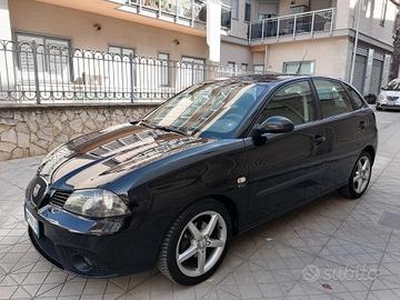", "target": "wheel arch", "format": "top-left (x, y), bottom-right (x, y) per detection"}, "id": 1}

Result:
top-left (362, 145), bottom-right (376, 164)
top-left (206, 194), bottom-right (240, 236)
